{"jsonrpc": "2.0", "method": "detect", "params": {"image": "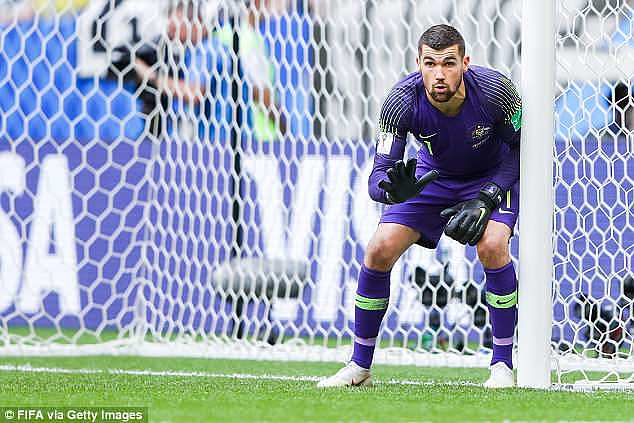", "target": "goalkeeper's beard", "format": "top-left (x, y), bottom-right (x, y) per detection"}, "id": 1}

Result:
top-left (429, 76), bottom-right (462, 103)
